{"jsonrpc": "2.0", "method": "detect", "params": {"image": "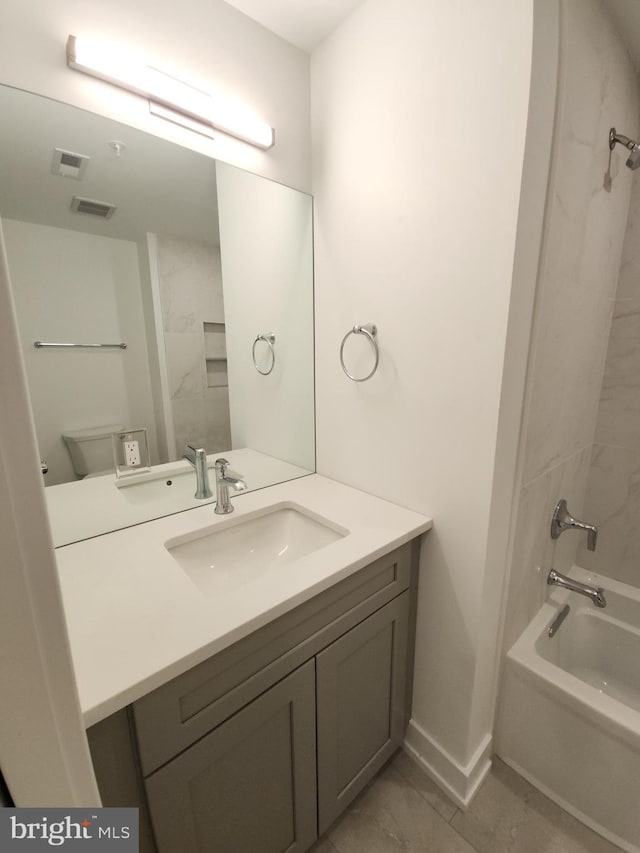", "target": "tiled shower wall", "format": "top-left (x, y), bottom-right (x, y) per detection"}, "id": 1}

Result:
top-left (156, 234), bottom-right (232, 458)
top-left (501, 0), bottom-right (638, 652)
top-left (579, 172), bottom-right (640, 587)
